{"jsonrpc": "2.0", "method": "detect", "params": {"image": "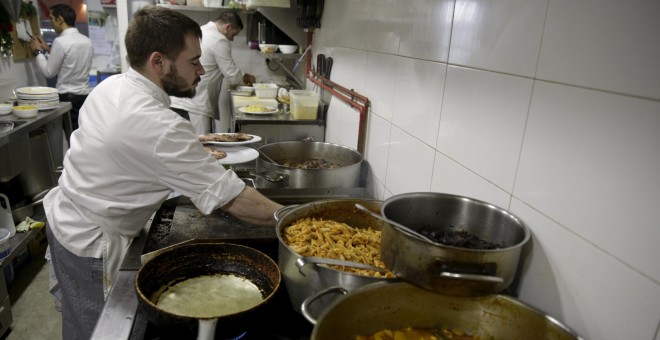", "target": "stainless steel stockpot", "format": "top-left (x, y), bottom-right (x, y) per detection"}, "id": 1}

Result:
top-left (274, 198), bottom-right (395, 314)
top-left (309, 281), bottom-right (581, 340)
top-left (379, 192), bottom-right (530, 296)
top-left (254, 141), bottom-right (363, 189)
